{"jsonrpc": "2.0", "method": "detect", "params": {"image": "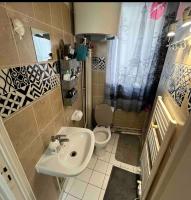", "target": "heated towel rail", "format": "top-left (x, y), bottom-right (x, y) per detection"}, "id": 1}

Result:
top-left (140, 96), bottom-right (176, 200)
